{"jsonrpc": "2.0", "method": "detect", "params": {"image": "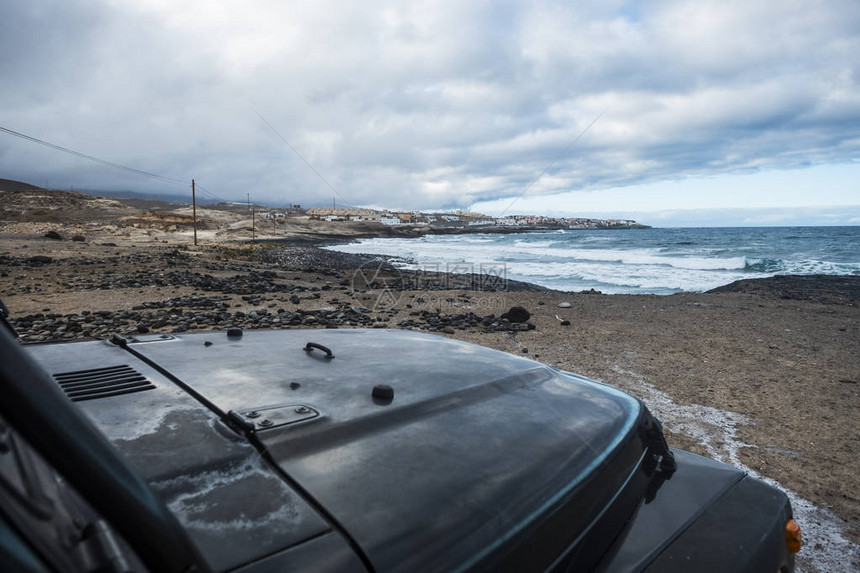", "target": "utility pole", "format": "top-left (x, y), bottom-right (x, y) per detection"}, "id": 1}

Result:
top-left (191, 179), bottom-right (198, 246)
top-left (248, 193), bottom-right (255, 240)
